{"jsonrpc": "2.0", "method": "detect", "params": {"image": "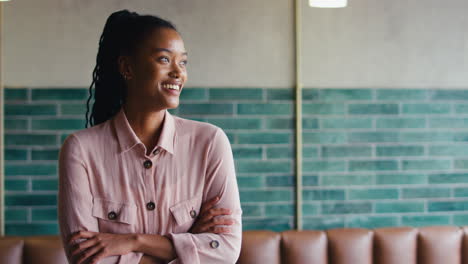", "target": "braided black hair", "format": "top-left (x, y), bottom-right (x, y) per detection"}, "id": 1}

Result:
top-left (85, 10), bottom-right (177, 128)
